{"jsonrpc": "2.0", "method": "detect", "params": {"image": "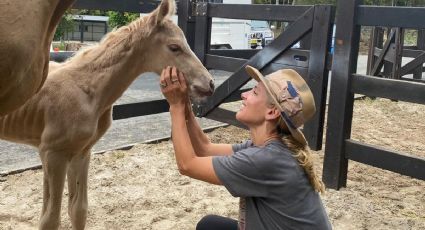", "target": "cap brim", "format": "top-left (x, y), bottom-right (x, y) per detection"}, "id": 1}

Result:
top-left (245, 65), bottom-right (308, 146)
